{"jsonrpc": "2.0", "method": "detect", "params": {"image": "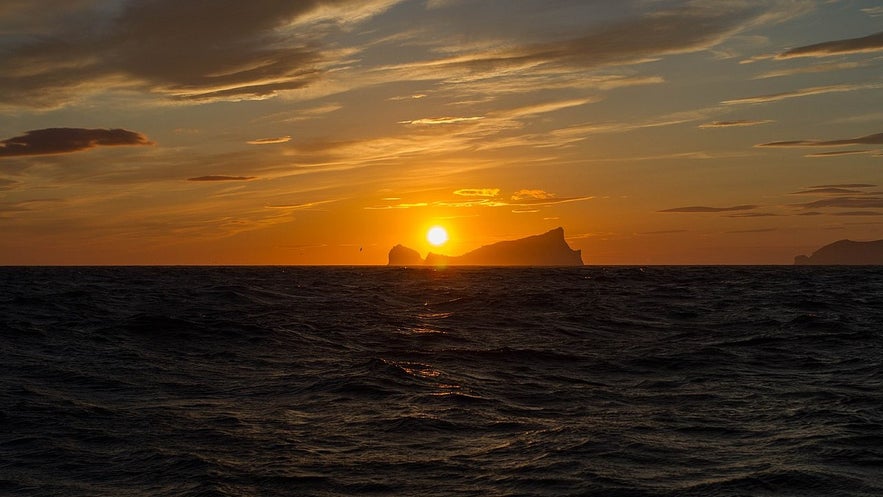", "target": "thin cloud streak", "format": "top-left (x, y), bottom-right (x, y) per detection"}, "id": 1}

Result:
top-left (454, 188), bottom-right (500, 197)
top-left (659, 205), bottom-right (758, 213)
top-left (187, 176), bottom-right (256, 182)
top-left (776, 31), bottom-right (883, 58)
top-left (699, 120), bottom-right (774, 128)
top-left (757, 132), bottom-right (883, 147)
top-left (722, 83), bottom-right (882, 105)
top-left (247, 136), bottom-right (292, 145)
